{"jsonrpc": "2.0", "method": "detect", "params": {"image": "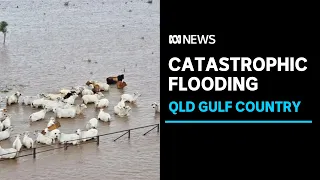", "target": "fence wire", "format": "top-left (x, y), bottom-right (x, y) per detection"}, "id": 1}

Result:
top-left (0, 124), bottom-right (159, 162)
